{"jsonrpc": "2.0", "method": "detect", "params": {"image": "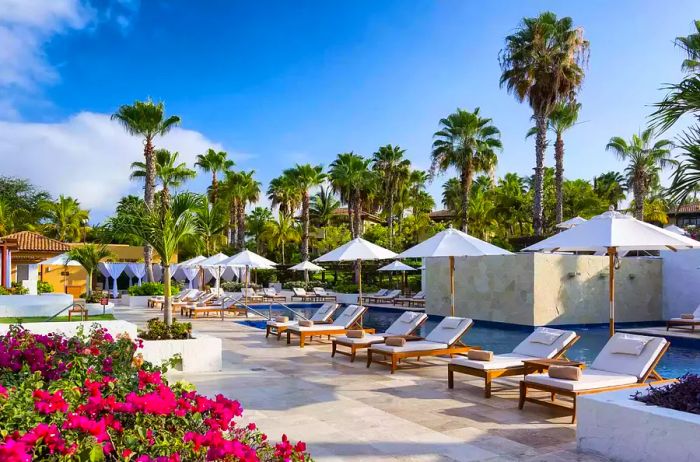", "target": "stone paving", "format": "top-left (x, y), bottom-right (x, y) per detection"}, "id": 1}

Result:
top-left (117, 306), bottom-right (609, 462)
